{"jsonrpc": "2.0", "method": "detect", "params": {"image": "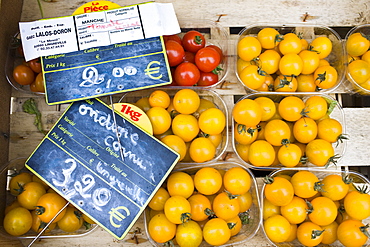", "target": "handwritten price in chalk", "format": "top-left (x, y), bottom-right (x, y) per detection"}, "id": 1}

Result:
top-left (51, 158), bottom-right (131, 228)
